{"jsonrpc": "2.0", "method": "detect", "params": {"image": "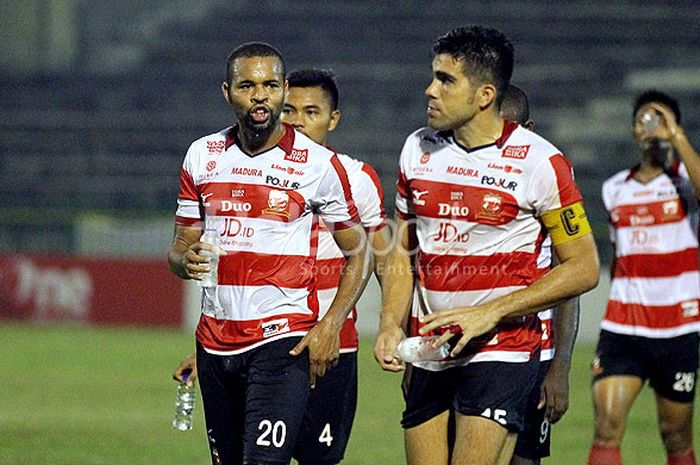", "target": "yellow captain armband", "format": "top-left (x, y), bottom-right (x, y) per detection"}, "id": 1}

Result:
top-left (540, 201), bottom-right (592, 245)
